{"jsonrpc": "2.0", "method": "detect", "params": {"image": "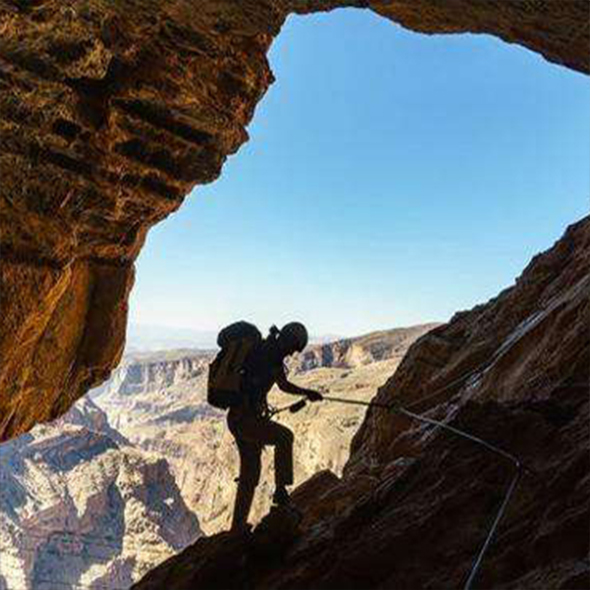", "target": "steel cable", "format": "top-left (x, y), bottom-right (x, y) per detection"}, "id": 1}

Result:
top-left (313, 393), bottom-right (527, 590)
